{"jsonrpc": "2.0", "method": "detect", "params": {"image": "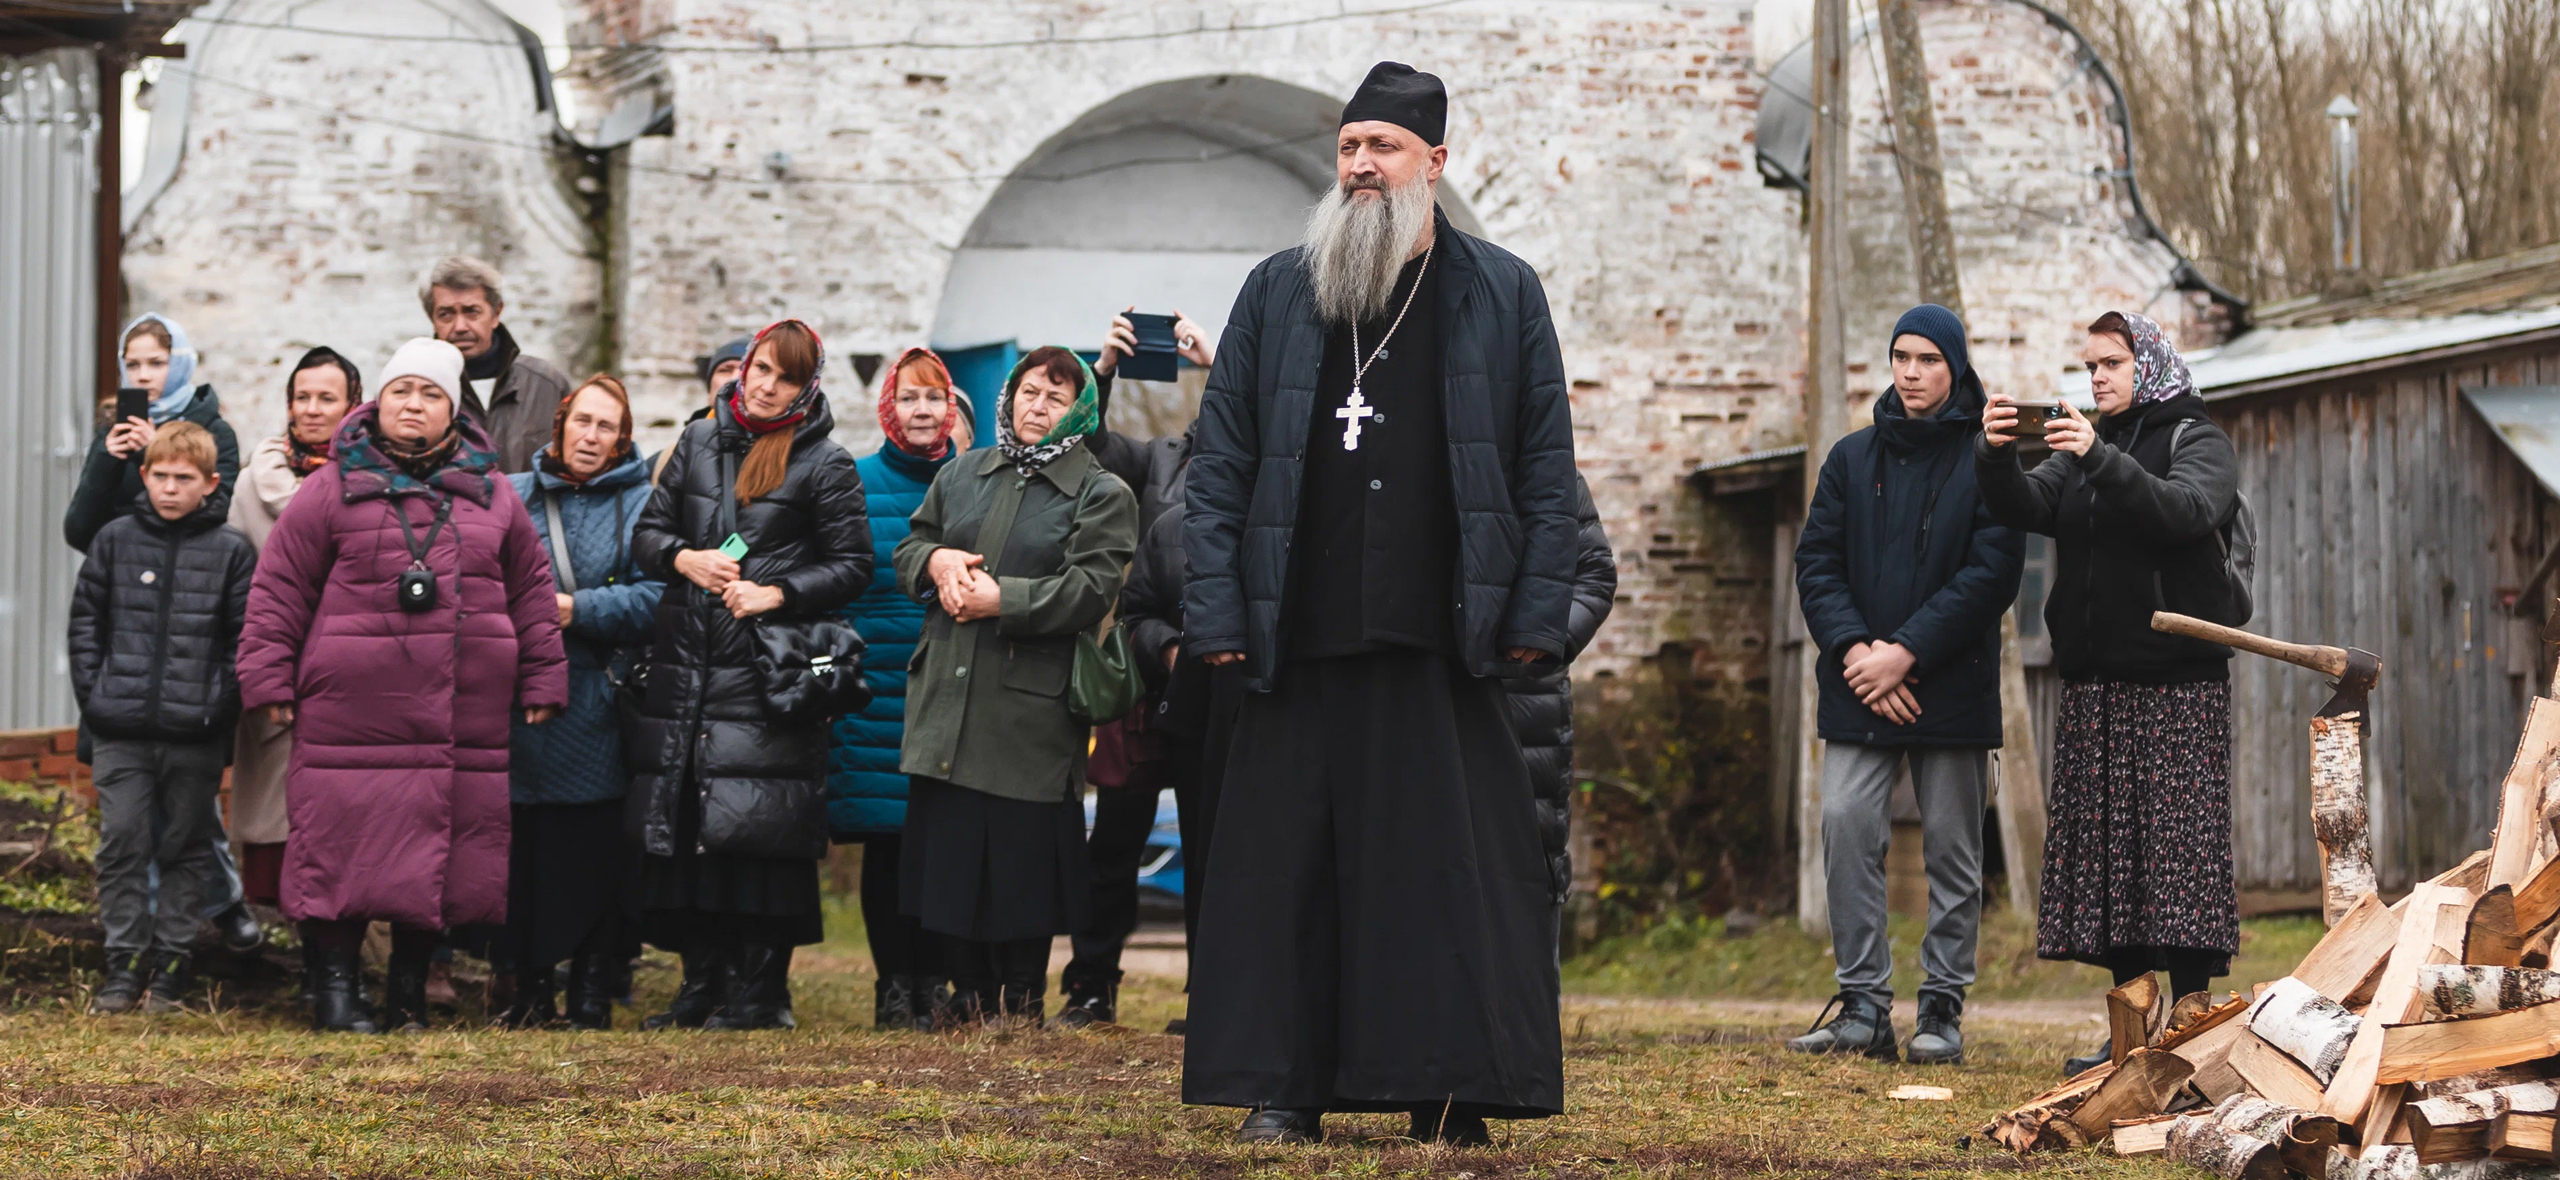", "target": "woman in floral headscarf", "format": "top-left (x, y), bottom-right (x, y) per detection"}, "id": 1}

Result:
top-left (1978, 310), bottom-right (2244, 1072)
top-left (893, 346), bottom-right (1137, 1026)
top-left (825, 346), bottom-right (963, 1030)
